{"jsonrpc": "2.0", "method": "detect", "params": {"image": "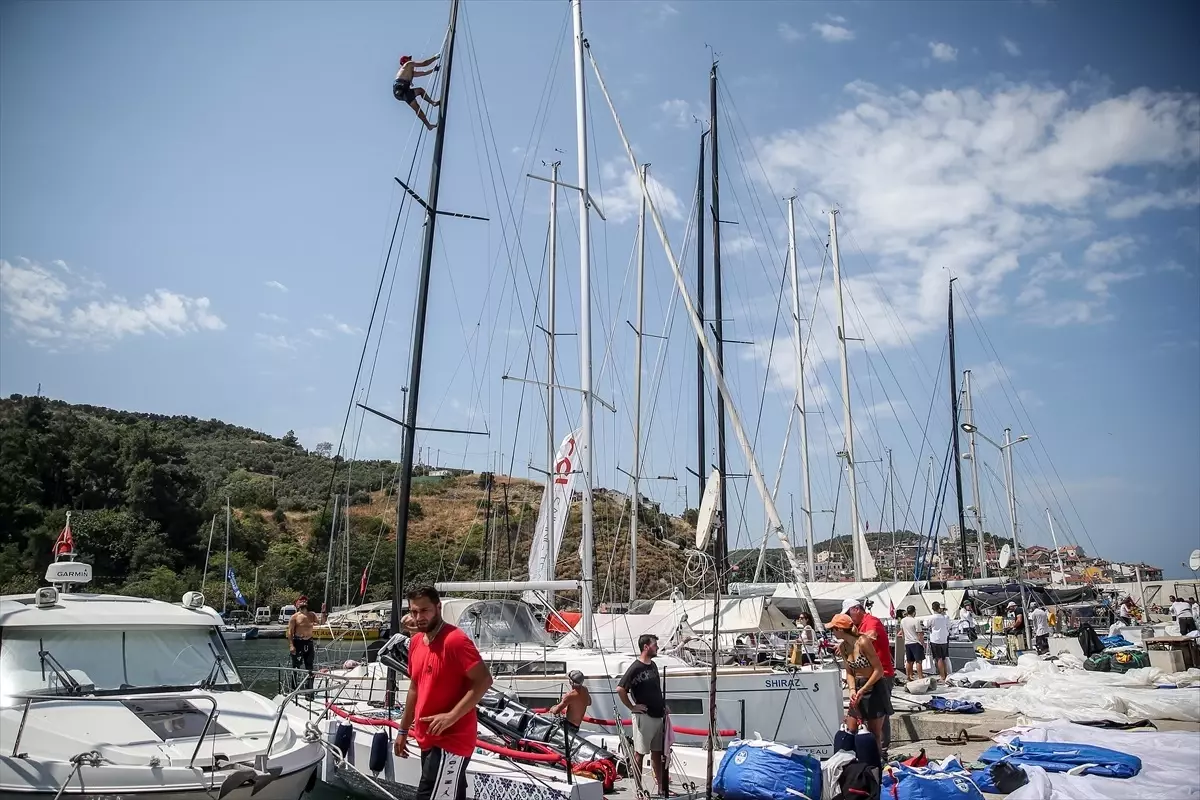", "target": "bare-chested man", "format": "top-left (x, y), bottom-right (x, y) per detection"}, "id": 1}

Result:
top-left (393, 54), bottom-right (441, 131)
top-left (550, 670), bottom-right (591, 735)
top-left (287, 596), bottom-right (320, 688)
